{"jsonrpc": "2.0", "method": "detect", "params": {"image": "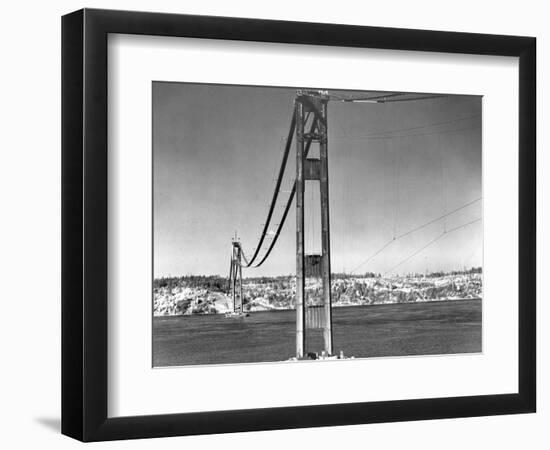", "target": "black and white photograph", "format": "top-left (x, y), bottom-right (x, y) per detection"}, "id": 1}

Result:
top-left (0, 0), bottom-right (543, 446)
top-left (152, 83), bottom-right (483, 367)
